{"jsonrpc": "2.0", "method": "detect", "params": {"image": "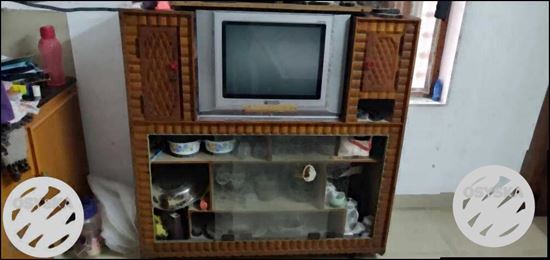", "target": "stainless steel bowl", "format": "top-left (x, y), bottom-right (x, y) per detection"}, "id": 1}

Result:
top-left (152, 182), bottom-right (197, 211)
